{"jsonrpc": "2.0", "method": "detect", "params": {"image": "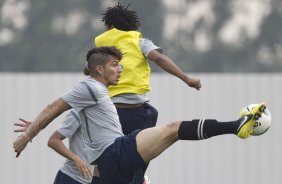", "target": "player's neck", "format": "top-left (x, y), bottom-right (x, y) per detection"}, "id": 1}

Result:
top-left (92, 76), bottom-right (109, 87)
